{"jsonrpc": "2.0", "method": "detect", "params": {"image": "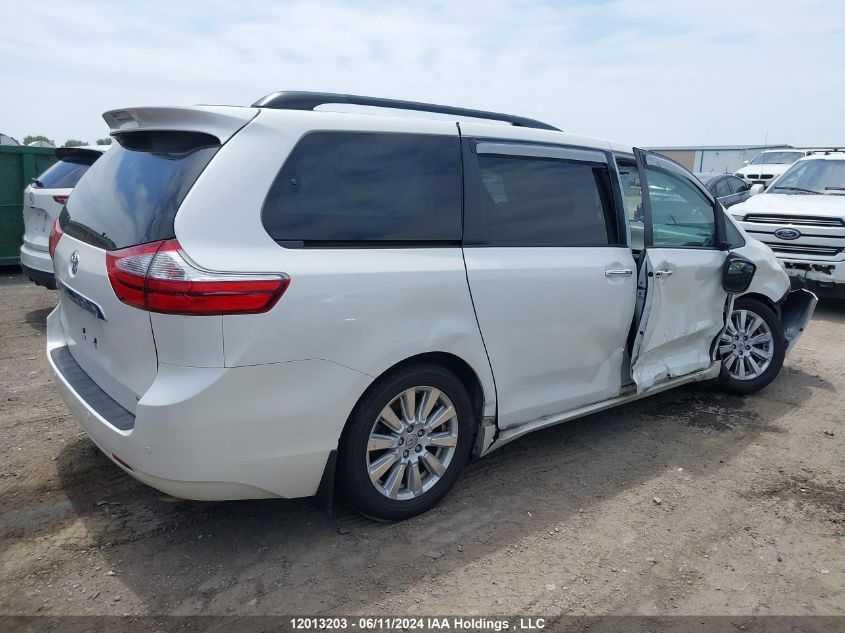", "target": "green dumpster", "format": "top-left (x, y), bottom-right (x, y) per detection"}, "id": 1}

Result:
top-left (0, 145), bottom-right (57, 265)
